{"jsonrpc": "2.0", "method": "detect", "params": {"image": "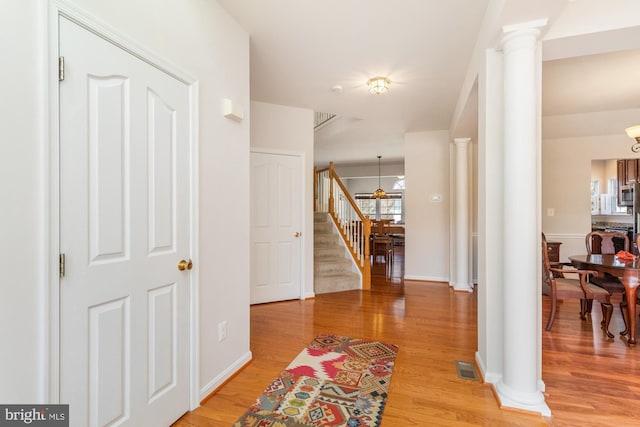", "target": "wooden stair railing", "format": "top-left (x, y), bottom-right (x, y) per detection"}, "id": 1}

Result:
top-left (315, 162), bottom-right (371, 290)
